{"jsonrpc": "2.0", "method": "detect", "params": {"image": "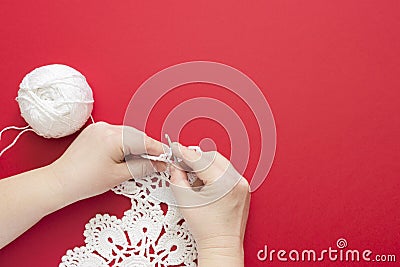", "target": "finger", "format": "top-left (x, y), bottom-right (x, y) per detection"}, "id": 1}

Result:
top-left (169, 165), bottom-right (191, 188)
top-left (120, 126), bottom-right (165, 156)
top-left (171, 143), bottom-right (224, 184)
top-left (144, 135), bottom-right (166, 155)
top-left (118, 157), bottom-right (166, 180)
top-left (171, 142), bottom-right (215, 171)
